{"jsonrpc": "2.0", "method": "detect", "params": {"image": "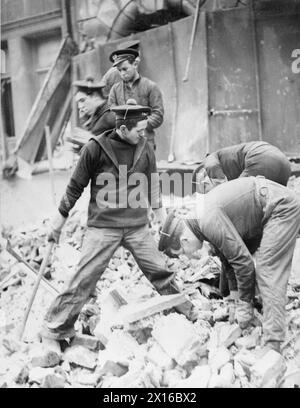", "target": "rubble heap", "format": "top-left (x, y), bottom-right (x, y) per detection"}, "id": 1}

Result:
top-left (1, 188), bottom-right (300, 388)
